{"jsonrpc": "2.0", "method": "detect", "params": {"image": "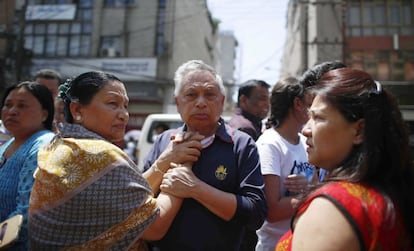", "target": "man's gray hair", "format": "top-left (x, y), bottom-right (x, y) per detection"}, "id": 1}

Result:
top-left (173, 60), bottom-right (225, 97)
